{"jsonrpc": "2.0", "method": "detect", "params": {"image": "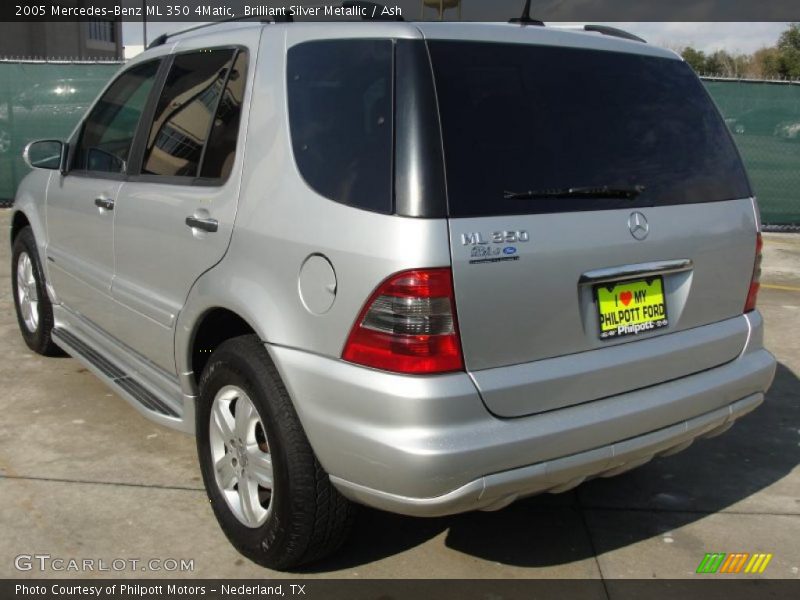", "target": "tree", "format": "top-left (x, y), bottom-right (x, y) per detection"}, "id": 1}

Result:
top-left (681, 47), bottom-right (707, 73)
top-left (750, 47), bottom-right (782, 78)
top-left (733, 54), bottom-right (752, 77)
top-left (779, 49), bottom-right (800, 78)
top-left (677, 24), bottom-right (800, 81)
top-left (777, 23), bottom-right (800, 51)
top-left (777, 23), bottom-right (800, 78)
top-left (706, 50), bottom-right (739, 77)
